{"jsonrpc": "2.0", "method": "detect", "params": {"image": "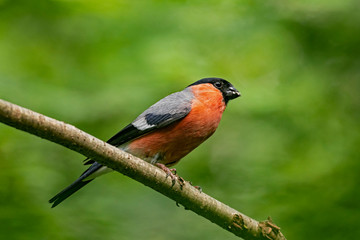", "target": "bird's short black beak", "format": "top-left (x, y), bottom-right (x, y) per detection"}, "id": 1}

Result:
top-left (225, 86), bottom-right (241, 100)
